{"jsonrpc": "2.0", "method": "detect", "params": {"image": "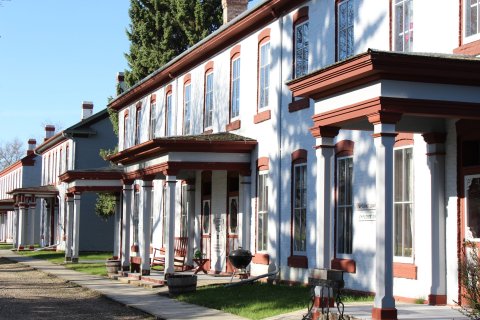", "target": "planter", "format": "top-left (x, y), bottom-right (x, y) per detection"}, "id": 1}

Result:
top-left (167, 274), bottom-right (197, 295)
top-left (105, 259), bottom-right (121, 274)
